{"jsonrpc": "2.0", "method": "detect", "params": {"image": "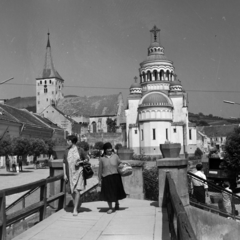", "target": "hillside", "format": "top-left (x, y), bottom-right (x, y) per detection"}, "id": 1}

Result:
top-left (4, 96), bottom-right (240, 125)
